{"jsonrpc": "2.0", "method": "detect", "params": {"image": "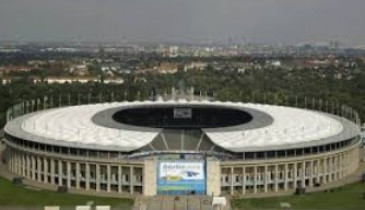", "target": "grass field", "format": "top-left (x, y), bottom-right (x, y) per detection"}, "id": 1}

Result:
top-left (231, 182), bottom-right (365, 209)
top-left (2, 174), bottom-right (365, 210)
top-left (0, 176), bottom-right (134, 209)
